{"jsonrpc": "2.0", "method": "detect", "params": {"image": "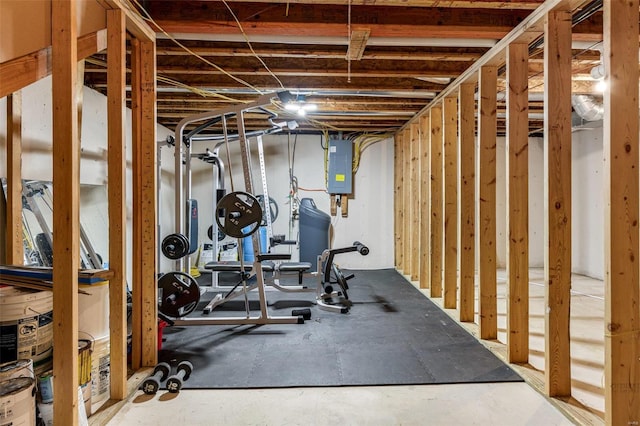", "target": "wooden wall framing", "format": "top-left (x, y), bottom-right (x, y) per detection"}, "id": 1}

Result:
top-left (391, 0), bottom-right (638, 421)
top-left (442, 96), bottom-right (458, 309)
top-left (543, 8), bottom-right (572, 397)
top-left (457, 83), bottom-right (475, 323)
top-left (410, 122), bottom-right (421, 281)
top-left (506, 42), bottom-right (529, 364)
top-left (5, 93), bottom-right (22, 265)
top-left (603, 1), bottom-right (640, 424)
top-left (429, 105), bottom-right (443, 298)
top-left (477, 64), bottom-right (497, 340)
top-left (1, 2), bottom-right (156, 424)
top-left (419, 114), bottom-right (431, 290)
